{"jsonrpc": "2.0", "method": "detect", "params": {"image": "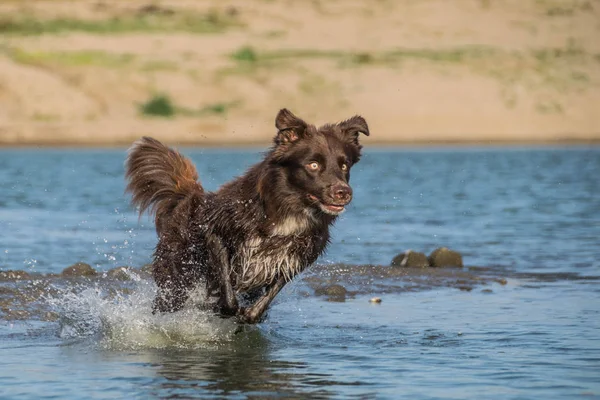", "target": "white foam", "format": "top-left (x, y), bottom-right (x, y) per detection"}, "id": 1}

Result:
top-left (46, 273), bottom-right (240, 350)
